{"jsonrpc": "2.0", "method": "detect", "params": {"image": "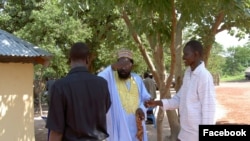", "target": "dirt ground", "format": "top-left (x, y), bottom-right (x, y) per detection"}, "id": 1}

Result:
top-left (215, 80), bottom-right (250, 125)
top-left (34, 81), bottom-right (250, 141)
top-left (34, 111), bottom-right (48, 141)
